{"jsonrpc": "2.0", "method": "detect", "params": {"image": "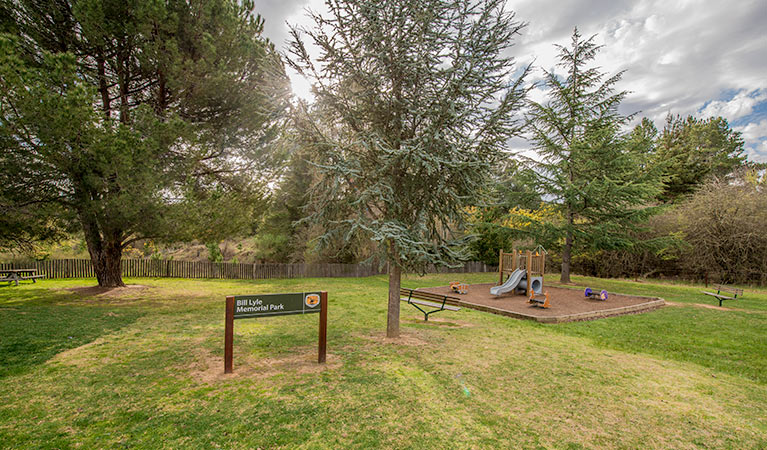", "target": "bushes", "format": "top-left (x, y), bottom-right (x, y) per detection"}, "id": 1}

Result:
top-left (670, 174), bottom-right (767, 284)
top-left (568, 171), bottom-right (767, 285)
